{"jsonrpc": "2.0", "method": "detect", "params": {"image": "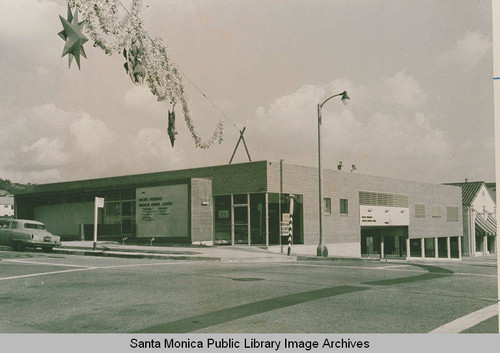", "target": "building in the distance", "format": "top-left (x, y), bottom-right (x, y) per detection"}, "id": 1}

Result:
top-left (443, 181), bottom-right (497, 257)
top-left (14, 161), bottom-right (463, 260)
top-left (0, 192), bottom-right (14, 218)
